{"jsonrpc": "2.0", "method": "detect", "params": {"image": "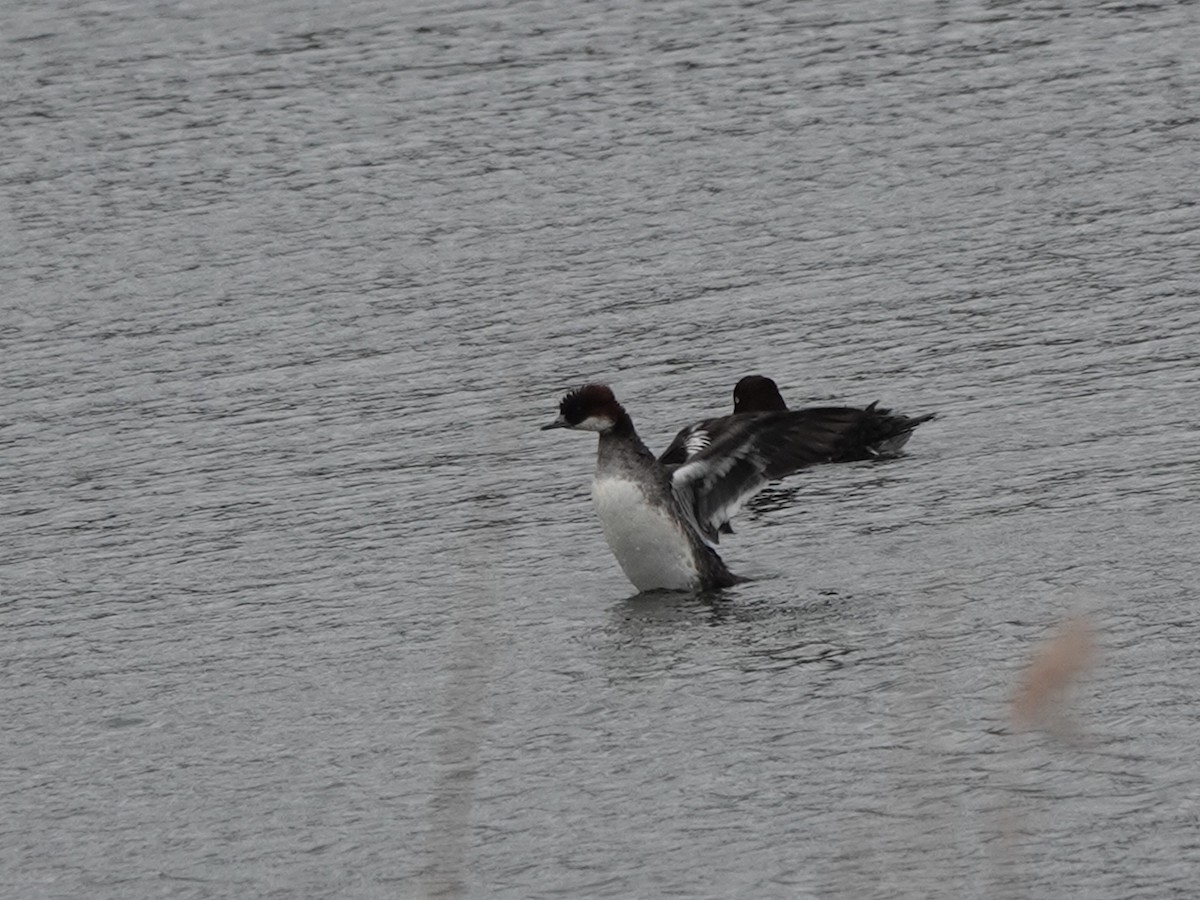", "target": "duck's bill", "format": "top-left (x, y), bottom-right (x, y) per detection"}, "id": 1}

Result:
top-left (540, 415), bottom-right (568, 430)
